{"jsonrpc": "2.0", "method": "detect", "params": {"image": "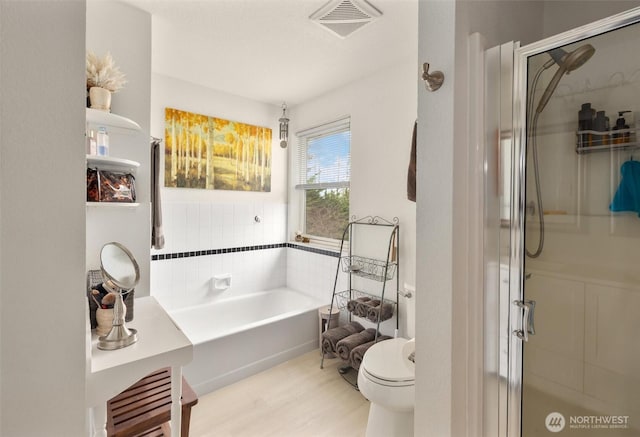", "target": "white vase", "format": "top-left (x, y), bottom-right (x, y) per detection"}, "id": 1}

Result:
top-left (89, 86), bottom-right (112, 112)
